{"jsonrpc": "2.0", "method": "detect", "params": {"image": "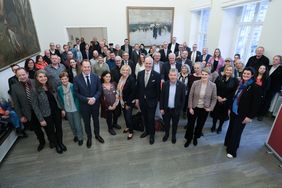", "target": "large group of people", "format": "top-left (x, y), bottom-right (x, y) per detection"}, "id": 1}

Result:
top-left (3, 36), bottom-right (282, 159)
